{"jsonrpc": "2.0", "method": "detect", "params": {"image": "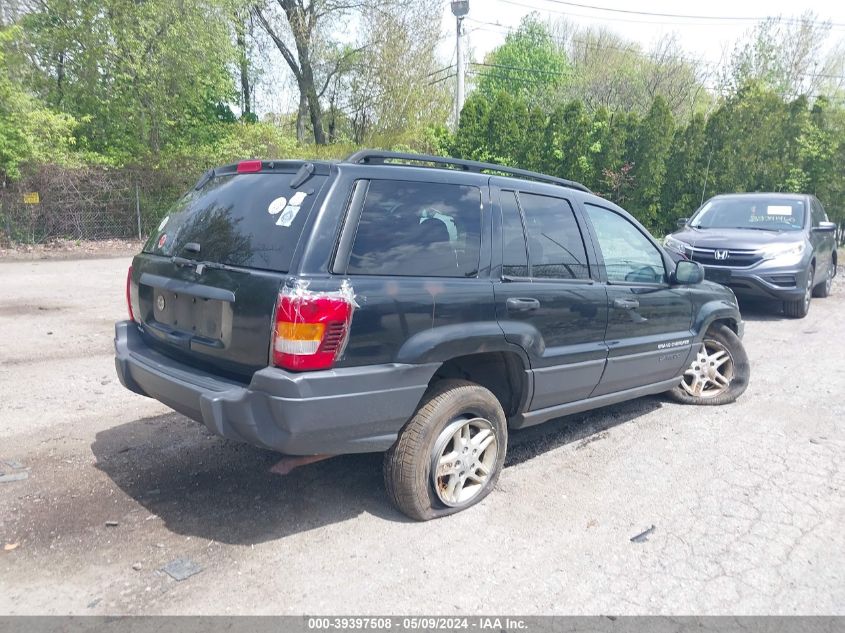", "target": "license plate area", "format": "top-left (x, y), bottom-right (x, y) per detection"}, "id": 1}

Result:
top-left (152, 288), bottom-right (225, 341)
top-left (704, 267), bottom-right (731, 284)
